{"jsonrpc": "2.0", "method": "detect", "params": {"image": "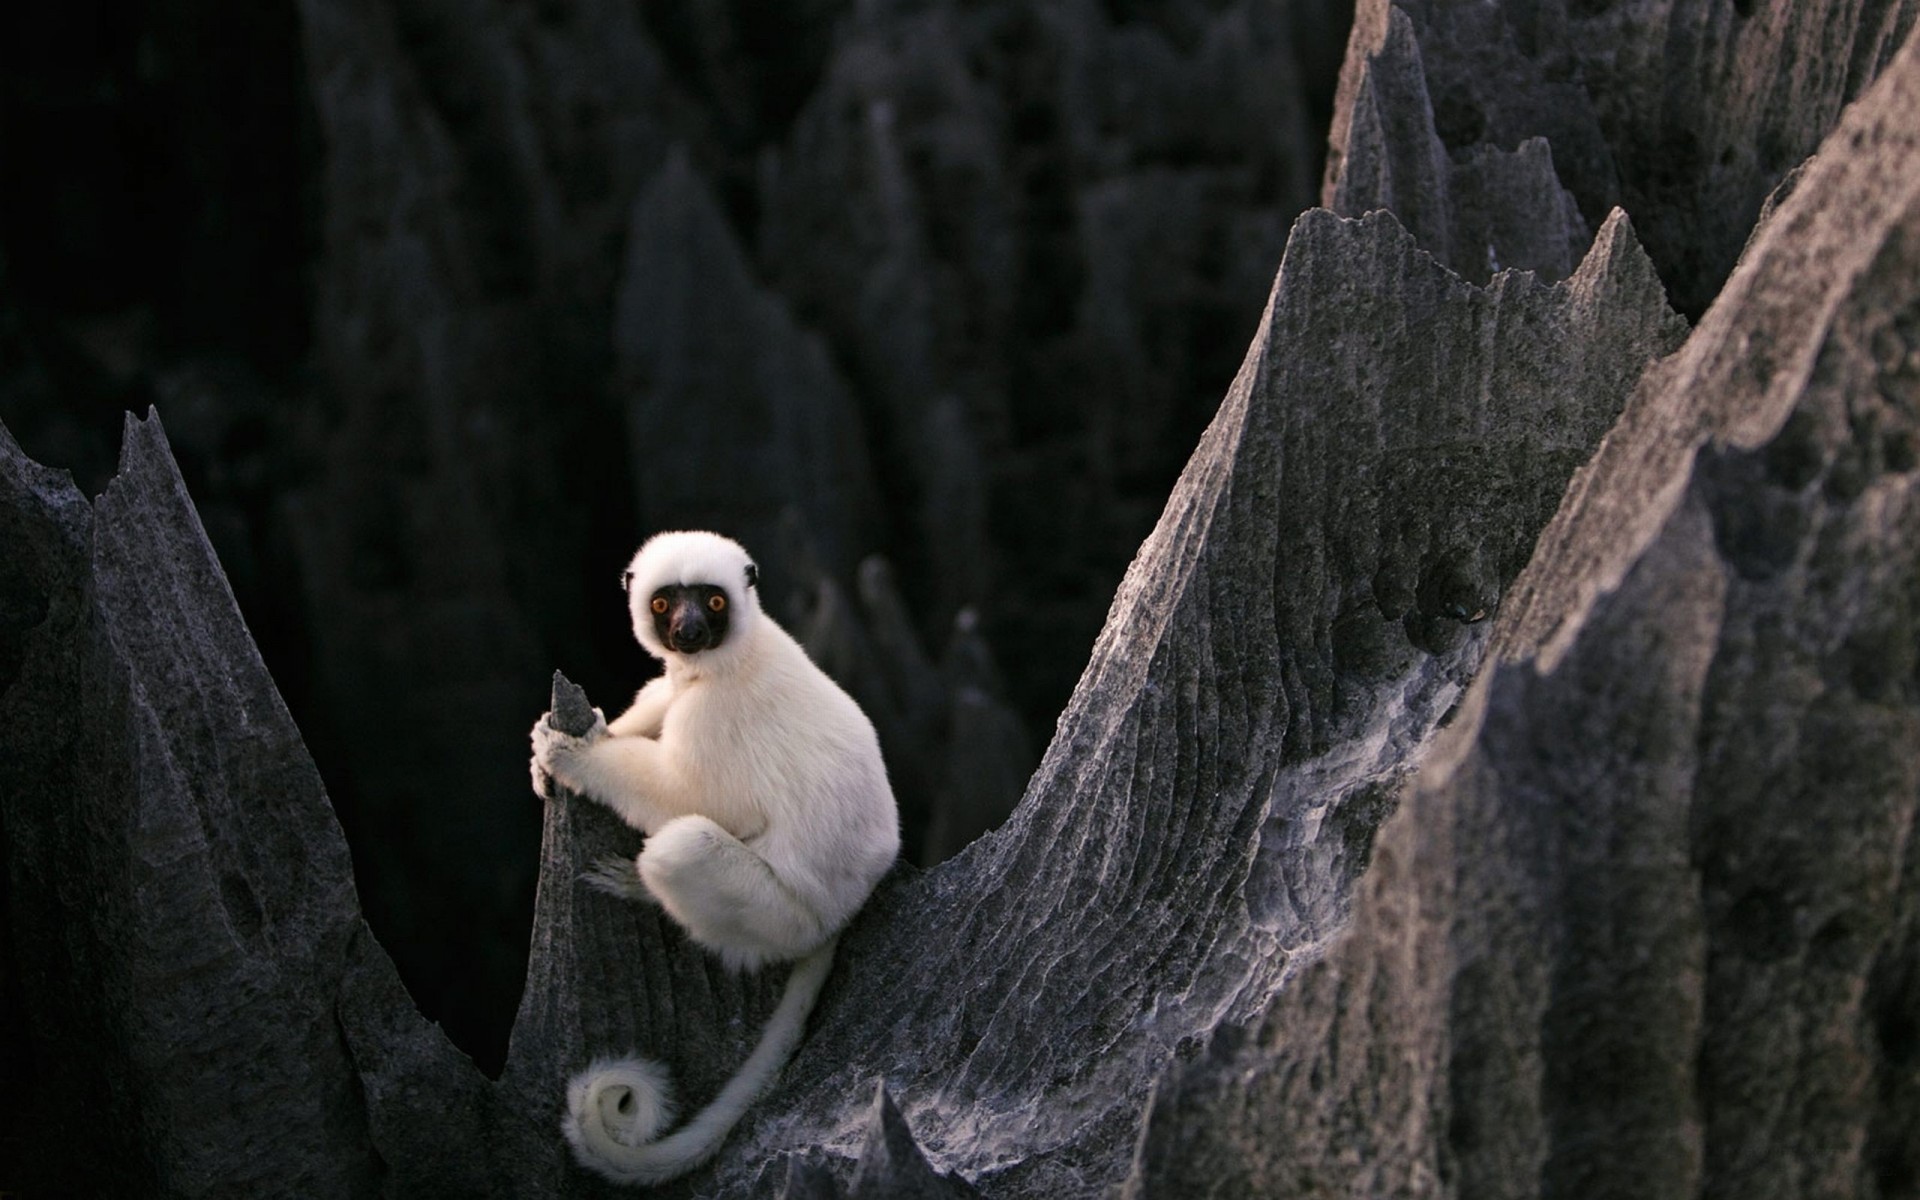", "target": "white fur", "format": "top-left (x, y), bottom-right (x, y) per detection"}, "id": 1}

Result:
top-left (531, 531), bottom-right (900, 1185)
